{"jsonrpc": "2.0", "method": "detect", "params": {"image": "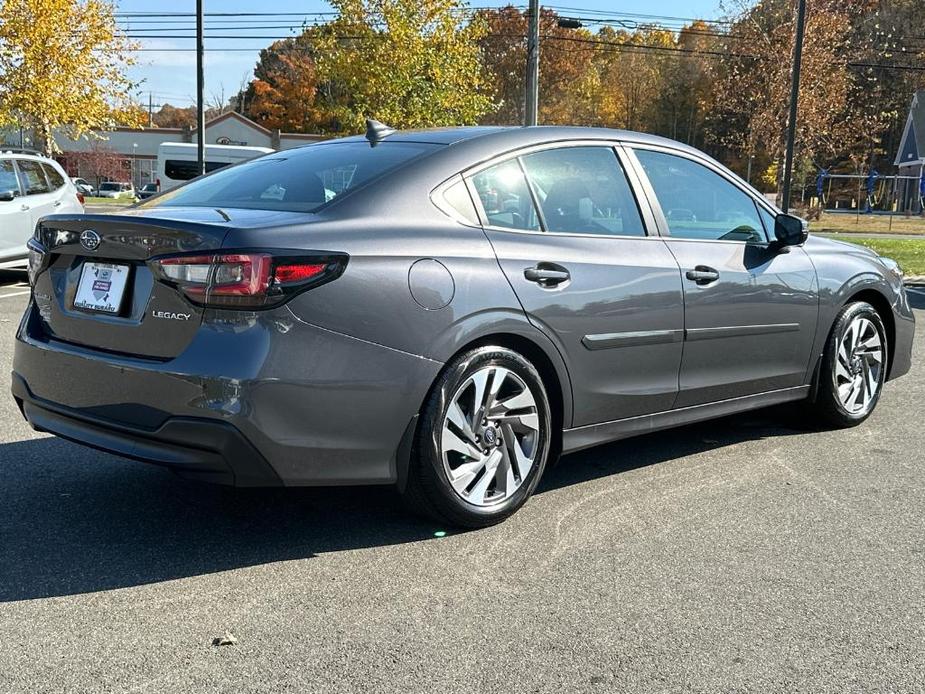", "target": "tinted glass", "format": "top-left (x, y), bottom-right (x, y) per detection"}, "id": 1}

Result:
top-left (0, 160), bottom-right (20, 196)
top-left (758, 205), bottom-right (777, 239)
top-left (17, 160), bottom-right (50, 195)
top-left (165, 159), bottom-right (231, 181)
top-left (635, 149), bottom-right (766, 242)
top-left (146, 142), bottom-right (438, 212)
top-left (471, 159), bottom-right (540, 231)
top-left (521, 146), bottom-right (645, 236)
top-left (41, 163), bottom-right (66, 189)
top-left (441, 178), bottom-right (480, 225)
top-left (99, 183), bottom-right (120, 191)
